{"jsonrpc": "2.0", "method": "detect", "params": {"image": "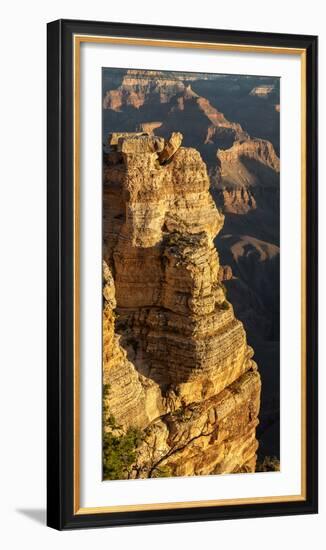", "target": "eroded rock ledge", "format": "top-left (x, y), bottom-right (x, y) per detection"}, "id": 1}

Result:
top-left (103, 132), bottom-right (261, 478)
